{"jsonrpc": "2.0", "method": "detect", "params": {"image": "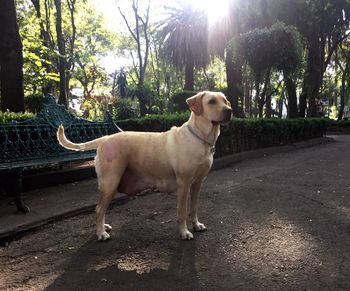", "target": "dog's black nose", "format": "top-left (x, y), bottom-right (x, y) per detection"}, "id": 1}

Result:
top-left (224, 107), bottom-right (232, 121)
